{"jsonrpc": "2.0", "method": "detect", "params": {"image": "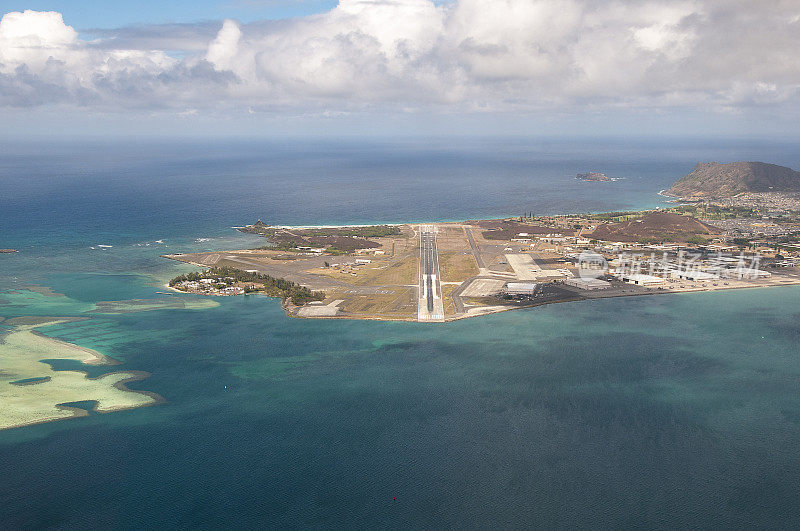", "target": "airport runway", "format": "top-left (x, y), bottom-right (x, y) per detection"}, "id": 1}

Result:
top-left (418, 225), bottom-right (445, 321)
